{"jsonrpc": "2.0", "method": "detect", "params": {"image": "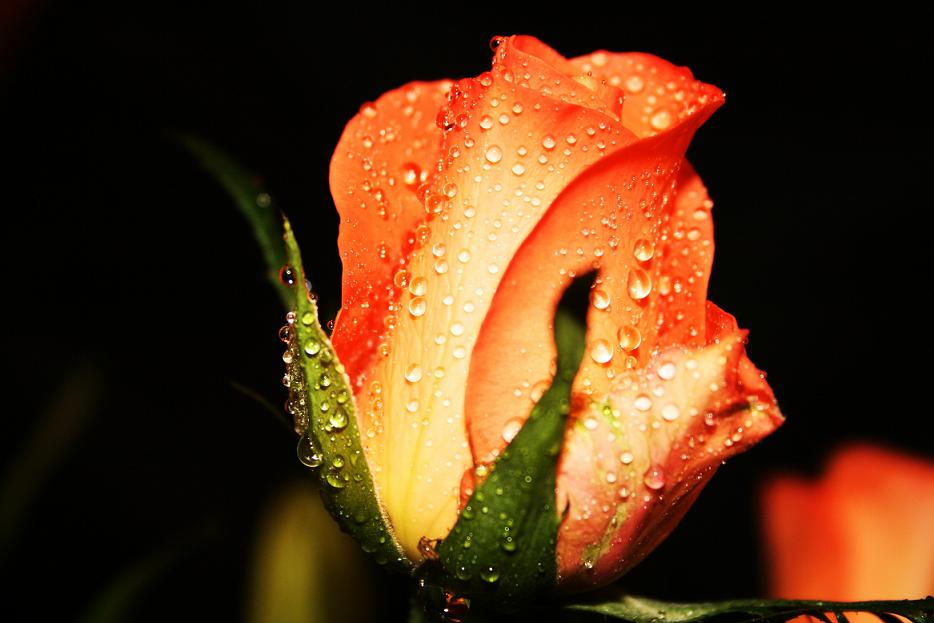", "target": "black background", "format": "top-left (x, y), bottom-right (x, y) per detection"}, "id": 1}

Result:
top-left (2, 4), bottom-right (932, 621)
